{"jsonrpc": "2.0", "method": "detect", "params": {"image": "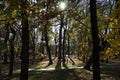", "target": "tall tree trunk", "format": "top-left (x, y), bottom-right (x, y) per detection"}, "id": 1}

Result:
top-left (84, 55), bottom-right (92, 70)
top-left (8, 27), bottom-right (16, 76)
top-left (90, 0), bottom-right (100, 80)
top-left (44, 23), bottom-right (53, 65)
top-left (31, 30), bottom-right (35, 63)
top-left (62, 28), bottom-right (66, 63)
top-left (43, 0), bottom-right (53, 65)
top-left (8, 40), bottom-right (14, 76)
top-left (67, 34), bottom-right (70, 57)
top-left (20, 0), bottom-right (29, 80)
top-left (54, 37), bottom-right (57, 57)
top-left (58, 16), bottom-right (63, 60)
top-left (41, 32), bottom-right (44, 54)
top-left (32, 40), bottom-right (35, 63)
top-left (84, 38), bottom-right (92, 67)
